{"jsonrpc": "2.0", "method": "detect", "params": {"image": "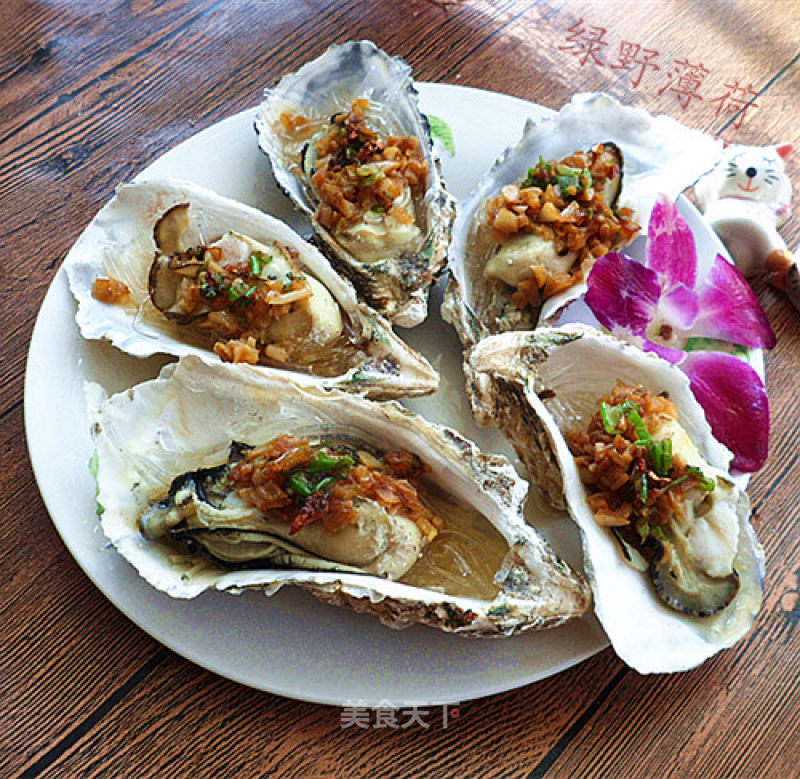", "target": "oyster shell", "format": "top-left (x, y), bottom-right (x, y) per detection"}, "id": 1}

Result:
top-left (443, 93), bottom-right (723, 348)
top-left (88, 355), bottom-right (590, 636)
top-left (65, 178), bottom-right (438, 399)
top-left (255, 40), bottom-right (456, 328)
top-left (466, 325), bottom-right (764, 671)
